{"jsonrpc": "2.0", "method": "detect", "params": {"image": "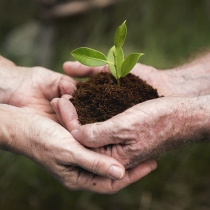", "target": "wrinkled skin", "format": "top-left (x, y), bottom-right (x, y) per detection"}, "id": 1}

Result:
top-left (0, 56), bottom-right (76, 120)
top-left (62, 61), bottom-right (208, 97)
top-left (52, 95), bottom-right (191, 169)
top-left (51, 61), bottom-right (210, 169)
top-left (62, 61), bottom-right (184, 97)
top-left (0, 56), bottom-right (157, 193)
